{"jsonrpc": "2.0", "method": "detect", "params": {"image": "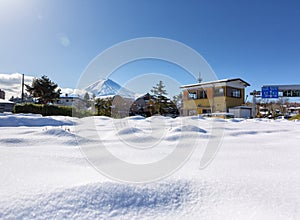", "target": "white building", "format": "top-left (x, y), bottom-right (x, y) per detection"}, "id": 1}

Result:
top-left (229, 106), bottom-right (252, 118)
top-left (55, 94), bottom-right (82, 107)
